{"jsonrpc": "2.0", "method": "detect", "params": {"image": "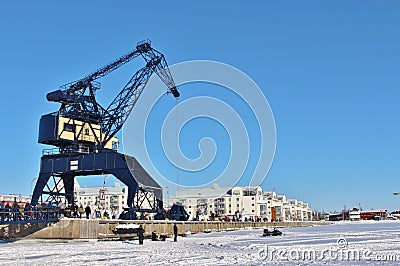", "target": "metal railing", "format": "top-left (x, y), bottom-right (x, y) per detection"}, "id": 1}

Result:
top-left (42, 145), bottom-right (91, 156)
top-left (42, 148), bottom-right (59, 156)
top-left (0, 206), bottom-right (59, 224)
